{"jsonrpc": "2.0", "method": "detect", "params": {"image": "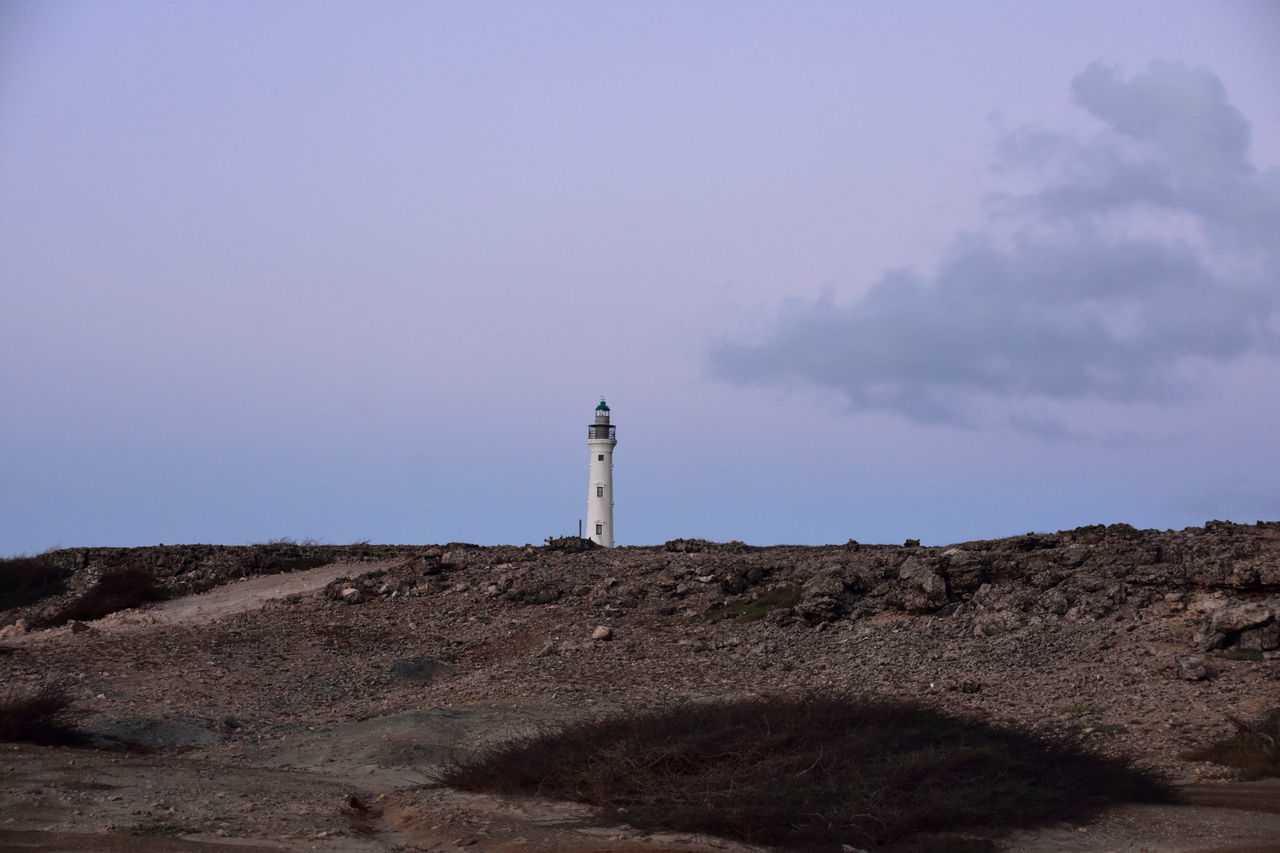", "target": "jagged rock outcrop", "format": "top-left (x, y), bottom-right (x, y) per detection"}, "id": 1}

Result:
top-left (896, 556), bottom-right (948, 611)
top-left (1195, 601), bottom-right (1279, 651)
